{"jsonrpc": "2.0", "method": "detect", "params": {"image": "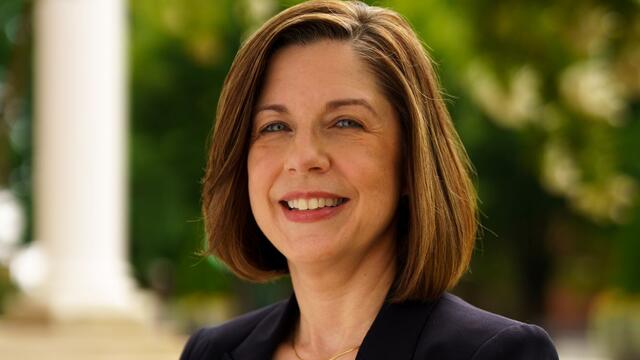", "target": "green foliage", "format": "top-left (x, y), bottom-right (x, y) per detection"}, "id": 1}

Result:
top-left (0, 0), bottom-right (26, 186)
top-left (126, 0), bottom-right (640, 319)
top-left (0, 264), bottom-right (16, 314)
top-left (0, 0), bottom-right (33, 248)
top-left (391, 0), bottom-right (640, 314)
top-left (129, 0), bottom-right (244, 296)
top-left (2, 0), bottom-right (637, 320)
